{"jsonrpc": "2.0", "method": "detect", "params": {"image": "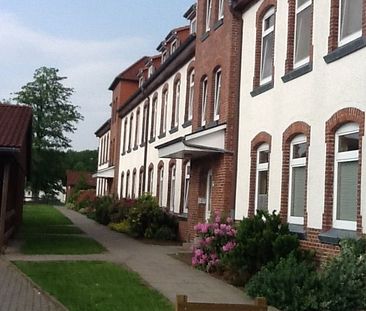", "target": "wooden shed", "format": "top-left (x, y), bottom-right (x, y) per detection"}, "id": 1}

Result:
top-left (0, 104), bottom-right (32, 250)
